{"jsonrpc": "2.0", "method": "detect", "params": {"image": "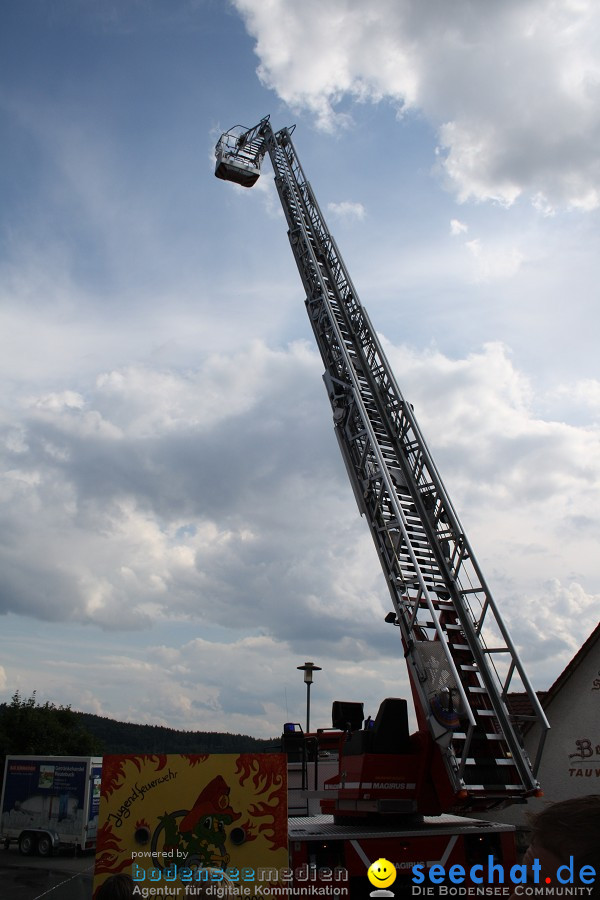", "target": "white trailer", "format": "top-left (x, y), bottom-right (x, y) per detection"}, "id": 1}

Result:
top-left (0, 754), bottom-right (102, 856)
